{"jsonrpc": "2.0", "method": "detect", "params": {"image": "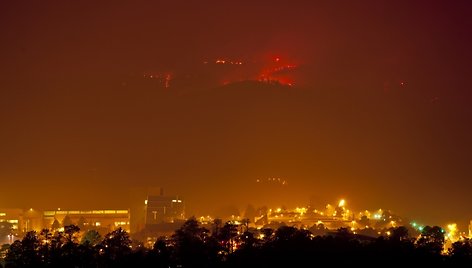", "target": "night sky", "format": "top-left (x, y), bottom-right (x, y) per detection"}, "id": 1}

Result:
top-left (1, 1), bottom-right (471, 228)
